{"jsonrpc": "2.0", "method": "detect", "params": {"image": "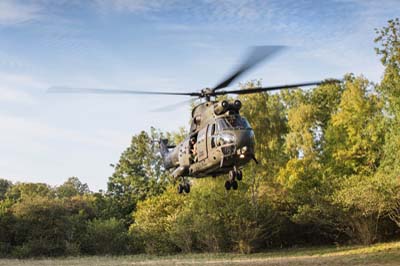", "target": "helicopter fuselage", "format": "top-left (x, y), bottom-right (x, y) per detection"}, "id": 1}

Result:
top-left (160, 99), bottom-right (256, 179)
